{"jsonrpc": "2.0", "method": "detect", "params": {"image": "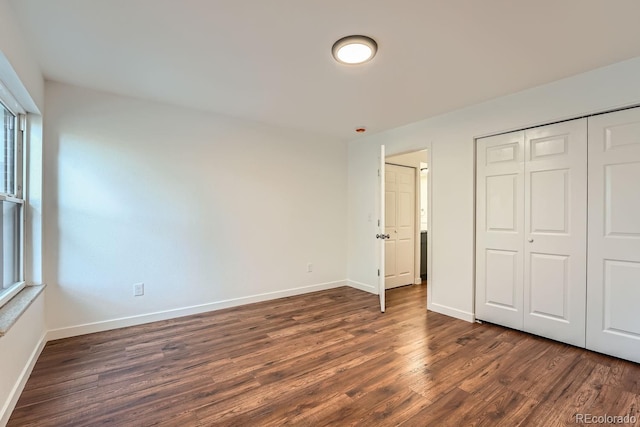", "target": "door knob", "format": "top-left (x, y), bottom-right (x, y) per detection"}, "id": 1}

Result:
top-left (528, 238), bottom-right (534, 243)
